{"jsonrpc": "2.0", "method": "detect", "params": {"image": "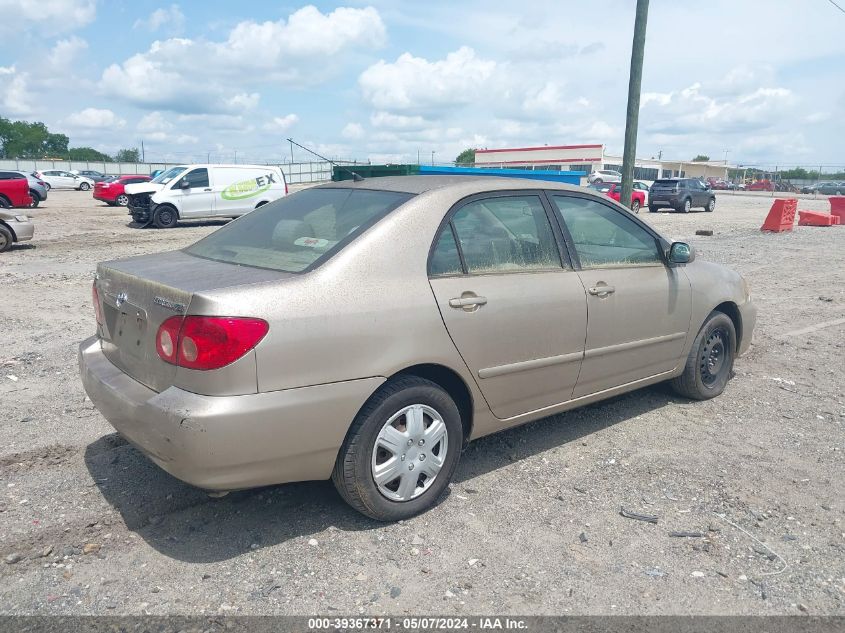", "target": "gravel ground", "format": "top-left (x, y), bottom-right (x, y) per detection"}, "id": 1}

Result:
top-left (1, 187), bottom-right (843, 616)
